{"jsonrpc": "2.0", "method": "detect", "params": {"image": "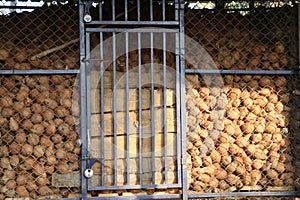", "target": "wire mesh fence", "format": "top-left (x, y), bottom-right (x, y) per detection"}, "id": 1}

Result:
top-left (0, 1), bottom-right (79, 70)
top-left (185, 1), bottom-right (298, 70)
top-left (186, 74), bottom-right (299, 194)
top-left (184, 0), bottom-right (300, 196)
top-left (0, 75), bottom-right (81, 199)
top-left (0, 1), bottom-right (82, 199)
